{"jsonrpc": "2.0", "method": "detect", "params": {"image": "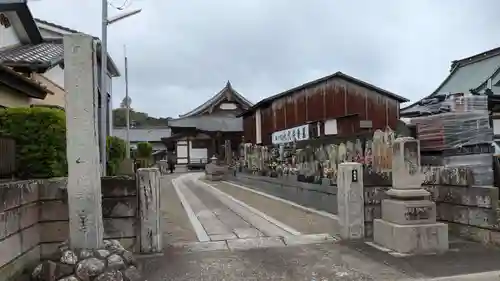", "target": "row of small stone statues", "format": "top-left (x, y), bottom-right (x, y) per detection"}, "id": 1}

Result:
top-left (240, 128), bottom-right (396, 179)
